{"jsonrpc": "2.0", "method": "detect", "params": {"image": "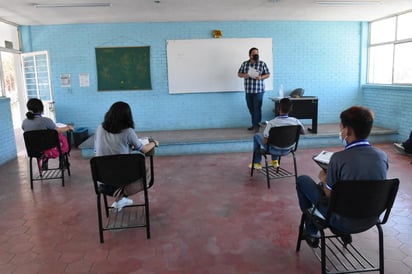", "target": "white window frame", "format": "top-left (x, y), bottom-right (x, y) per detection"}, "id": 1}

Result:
top-left (368, 10), bottom-right (412, 85)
